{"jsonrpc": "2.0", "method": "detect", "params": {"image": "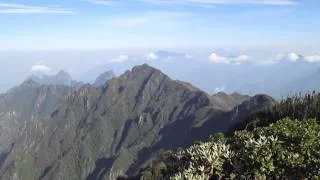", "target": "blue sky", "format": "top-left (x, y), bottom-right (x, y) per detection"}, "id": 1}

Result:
top-left (0, 0), bottom-right (320, 51)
